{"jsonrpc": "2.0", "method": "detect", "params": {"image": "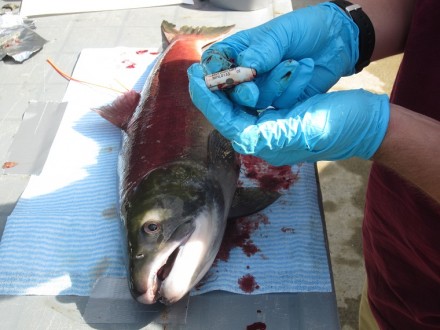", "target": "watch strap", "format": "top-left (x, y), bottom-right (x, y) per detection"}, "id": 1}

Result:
top-left (331, 0), bottom-right (375, 73)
